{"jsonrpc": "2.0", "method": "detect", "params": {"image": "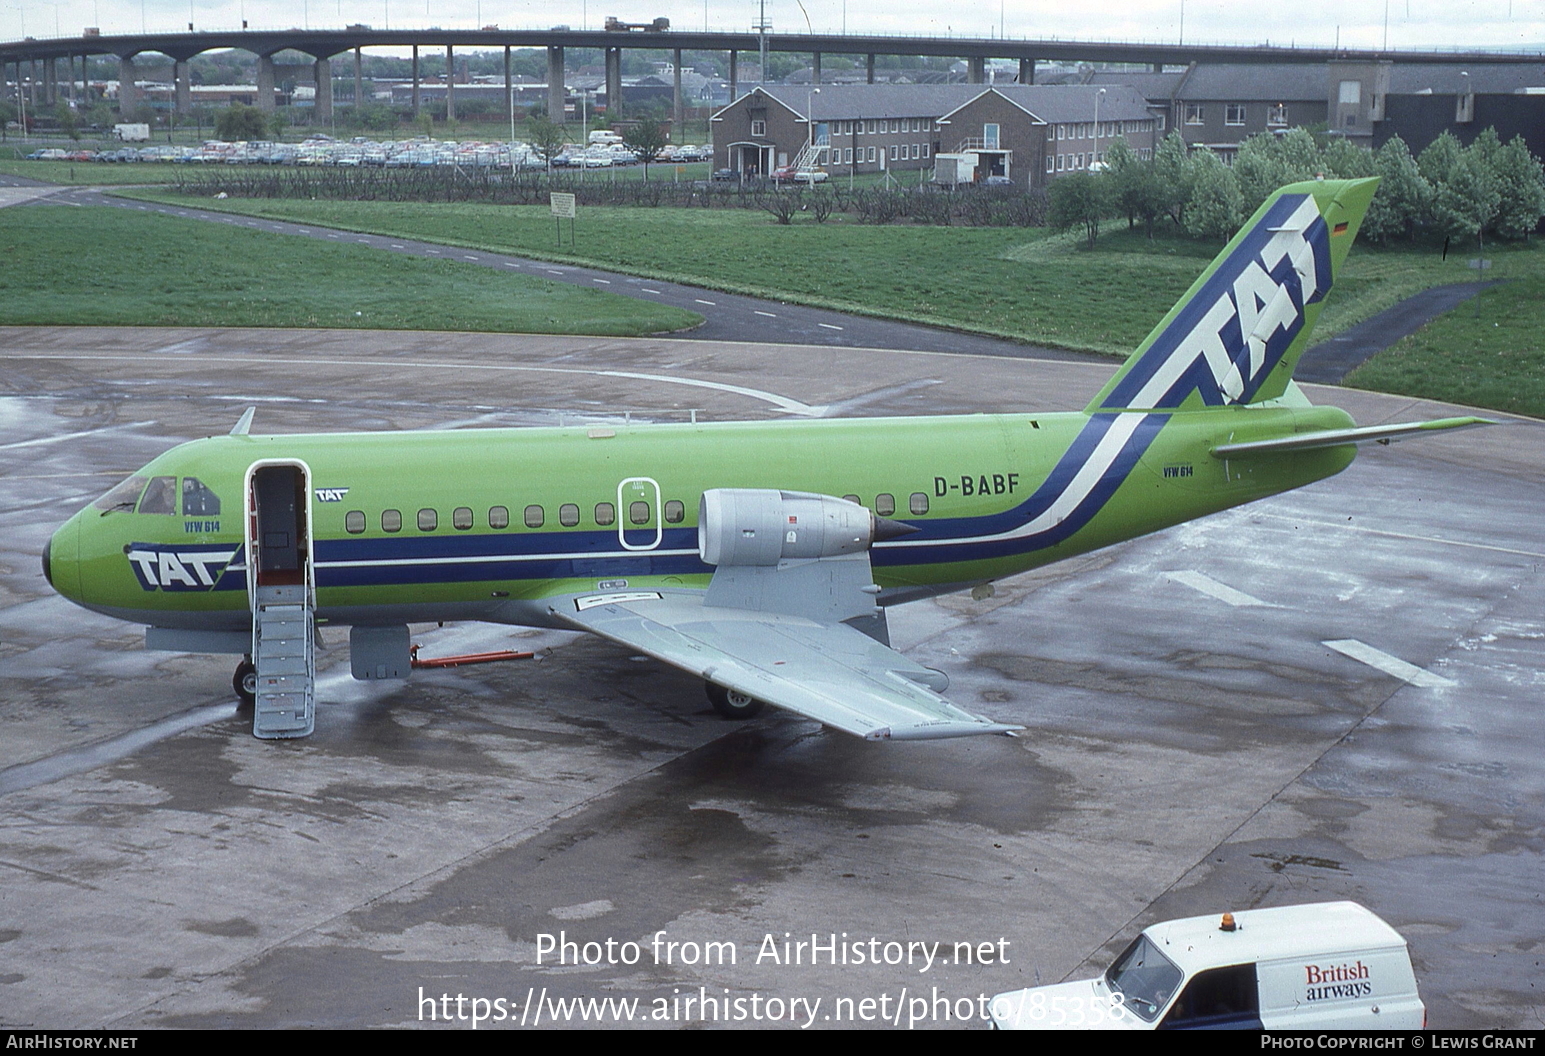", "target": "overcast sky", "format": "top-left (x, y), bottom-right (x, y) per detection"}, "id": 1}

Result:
top-left (4, 0), bottom-right (1542, 53)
